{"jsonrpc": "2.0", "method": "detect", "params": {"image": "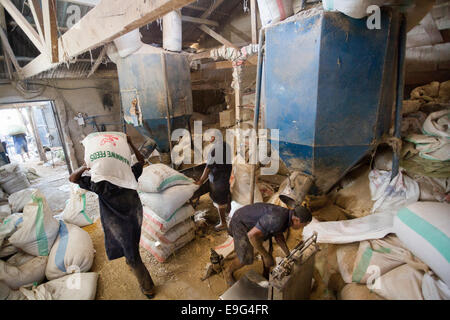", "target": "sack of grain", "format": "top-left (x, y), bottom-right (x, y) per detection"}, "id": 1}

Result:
top-left (336, 243), bottom-right (359, 283)
top-left (393, 202), bottom-right (450, 287)
top-left (45, 221), bottom-right (95, 280)
top-left (0, 213), bottom-right (23, 247)
top-left (0, 253), bottom-right (47, 290)
top-left (82, 131), bottom-right (137, 190)
top-left (0, 164), bottom-right (30, 194)
top-left (372, 264), bottom-right (426, 300)
top-left (142, 217), bottom-right (194, 245)
top-left (8, 188), bottom-right (36, 212)
top-left (350, 235), bottom-right (418, 284)
top-left (138, 184), bottom-right (199, 220)
top-left (58, 184), bottom-right (95, 227)
top-left (0, 204), bottom-right (11, 222)
top-left (0, 281), bottom-right (27, 300)
top-left (9, 190), bottom-right (59, 256)
top-left (339, 283), bottom-right (384, 300)
top-left (19, 272), bottom-right (99, 300)
top-left (138, 164), bottom-right (193, 193)
top-left (140, 230), bottom-right (195, 263)
top-left (142, 204), bottom-right (194, 234)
